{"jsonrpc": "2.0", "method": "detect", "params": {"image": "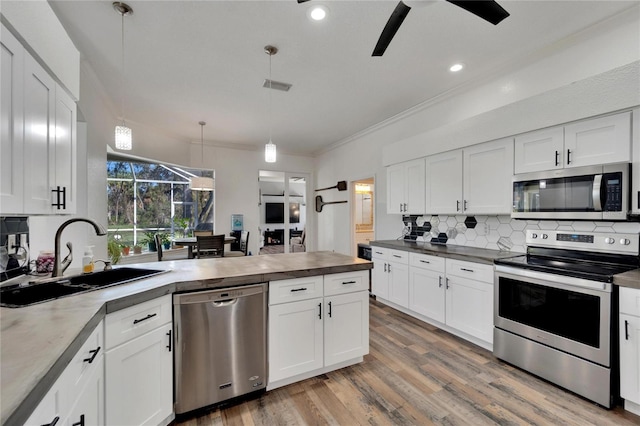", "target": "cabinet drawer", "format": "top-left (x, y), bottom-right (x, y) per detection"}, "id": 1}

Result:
top-left (269, 276), bottom-right (324, 305)
top-left (388, 249), bottom-right (409, 264)
top-left (446, 259), bottom-right (493, 283)
top-left (324, 270), bottom-right (369, 296)
top-left (67, 320), bottom-right (104, 397)
top-left (410, 252), bottom-right (445, 272)
top-left (620, 287), bottom-right (640, 317)
top-left (371, 247), bottom-right (389, 260)
top-left (106, 294), bottom-right (172, 348)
